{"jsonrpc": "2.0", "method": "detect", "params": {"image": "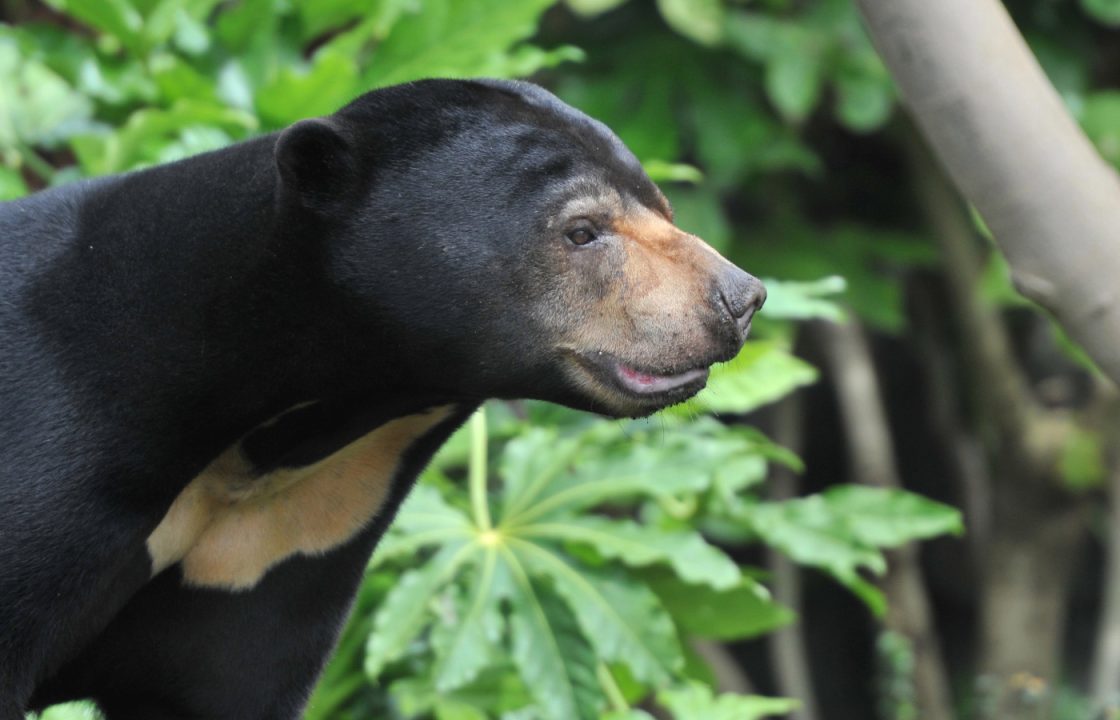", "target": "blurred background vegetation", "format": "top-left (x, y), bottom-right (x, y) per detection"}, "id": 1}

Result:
top-left (4, 0), bottom-right (1120, 718)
